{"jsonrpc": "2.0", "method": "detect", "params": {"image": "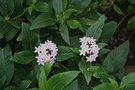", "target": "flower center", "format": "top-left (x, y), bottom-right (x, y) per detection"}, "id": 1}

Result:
top-left (46, 49), bottom-right (52, 55)
top-left (87, 42), bottom-right (92, 48)
top-left (85, 50), bottom-right (94, 57)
